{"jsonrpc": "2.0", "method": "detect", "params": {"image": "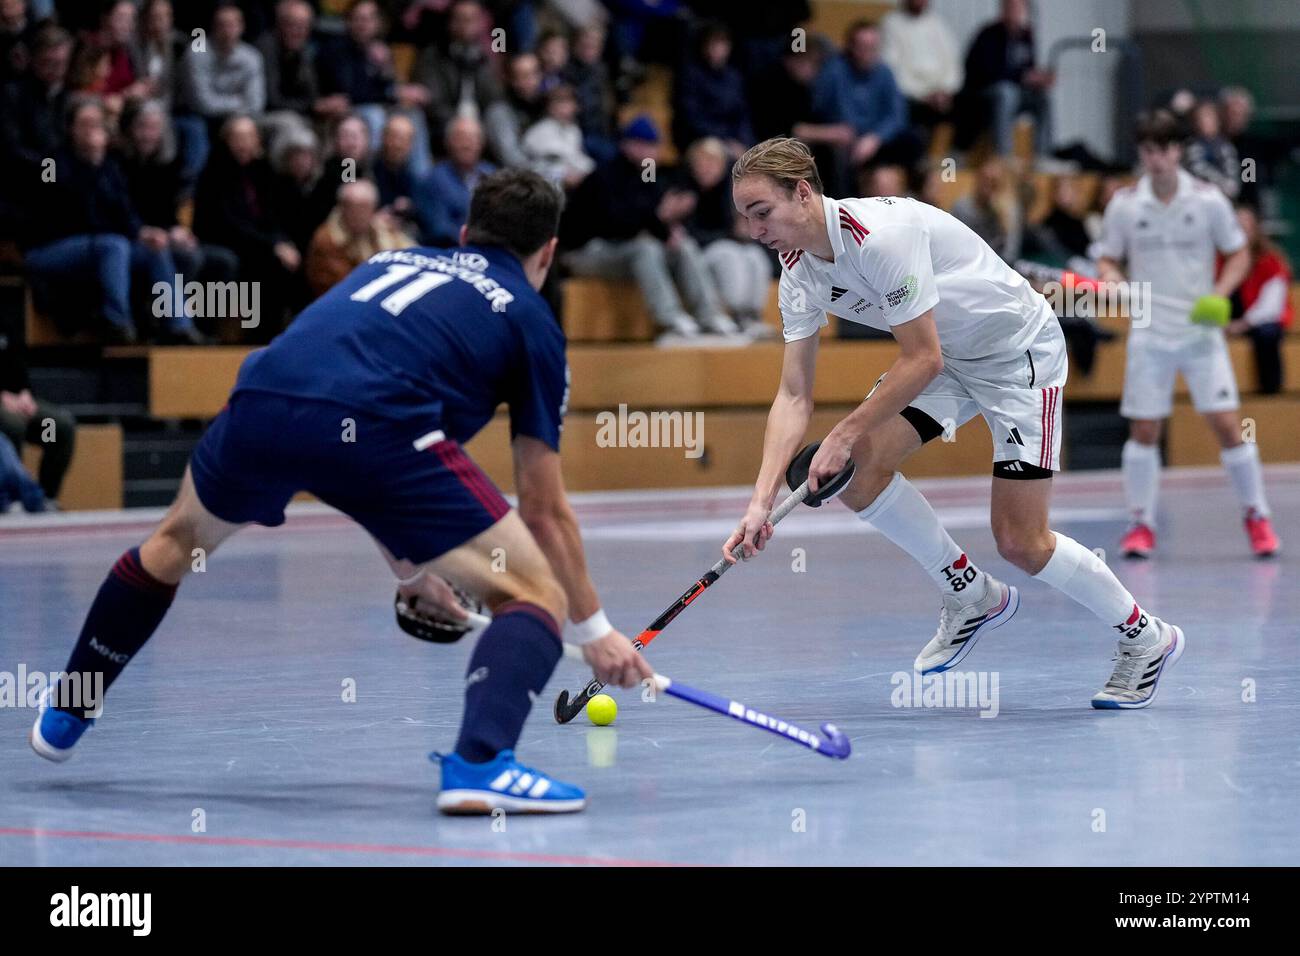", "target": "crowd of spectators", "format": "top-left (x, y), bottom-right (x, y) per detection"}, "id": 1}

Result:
top-left (0, 0), bottom-right (1291, 365)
